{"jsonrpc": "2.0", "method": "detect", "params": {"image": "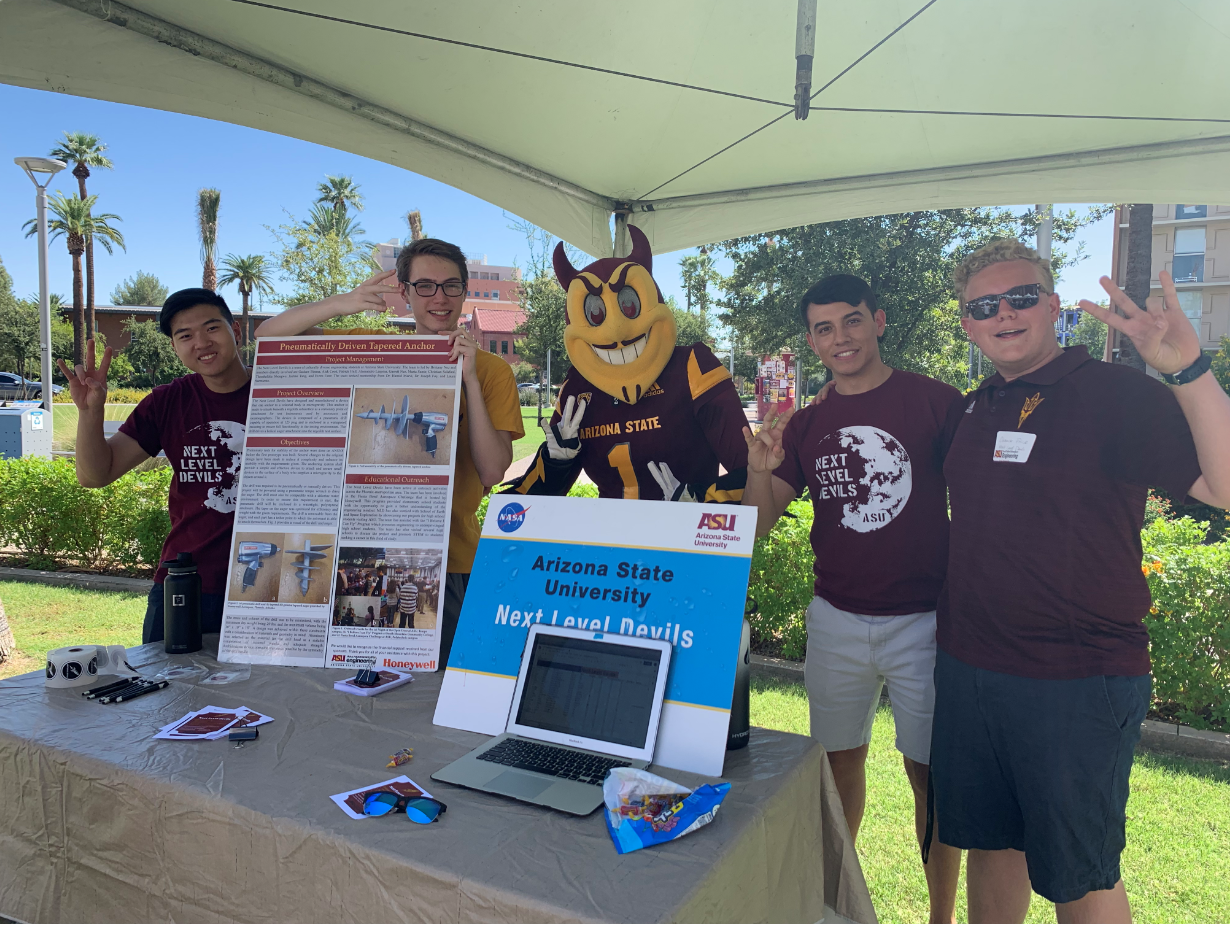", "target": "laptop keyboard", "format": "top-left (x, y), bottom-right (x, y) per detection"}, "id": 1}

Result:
top-left (477, 738), bottom-right (631, 785)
